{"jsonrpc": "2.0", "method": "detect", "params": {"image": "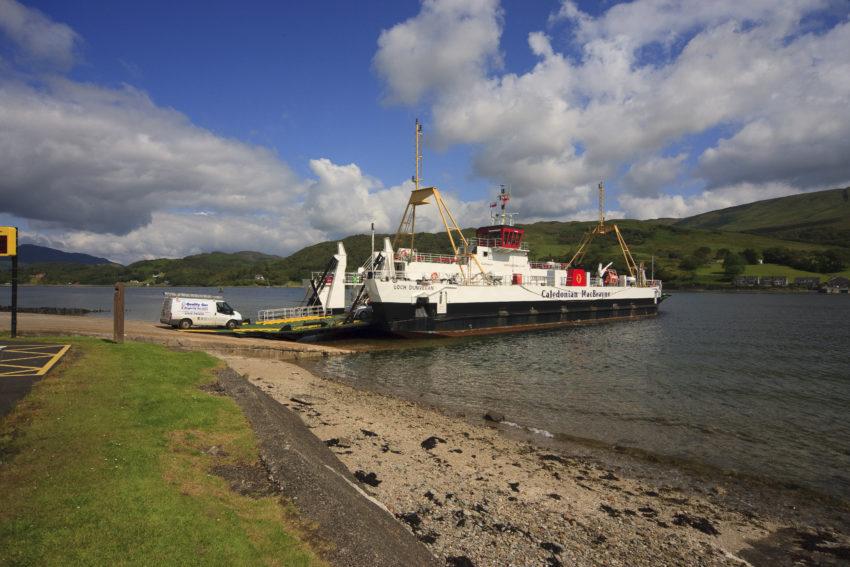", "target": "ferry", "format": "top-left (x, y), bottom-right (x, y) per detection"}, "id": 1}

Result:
top-left (356, 122), bottom-right (666, 337)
